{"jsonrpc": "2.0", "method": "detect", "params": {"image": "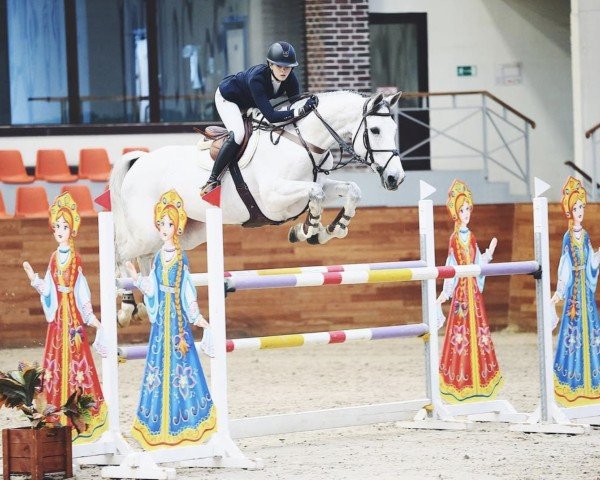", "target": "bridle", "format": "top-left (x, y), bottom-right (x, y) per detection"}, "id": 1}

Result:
top-left (353, 97), bottom-right (400, 175)
top-left (253, 94), bottom-right (400, 179)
